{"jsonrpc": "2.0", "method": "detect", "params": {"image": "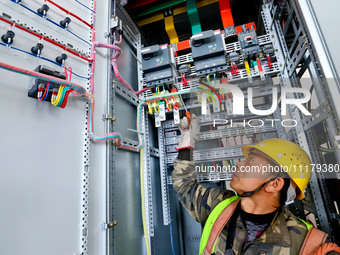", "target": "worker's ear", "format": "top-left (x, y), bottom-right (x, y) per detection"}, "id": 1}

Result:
top-left (265, 177), bottom-right (285, 193)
